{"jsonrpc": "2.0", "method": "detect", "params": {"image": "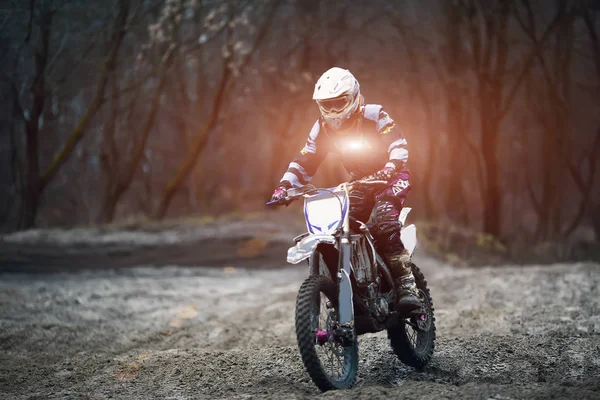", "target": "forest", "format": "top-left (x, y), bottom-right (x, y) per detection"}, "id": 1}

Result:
top-left (1, 0), bottom-right (599, 258)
